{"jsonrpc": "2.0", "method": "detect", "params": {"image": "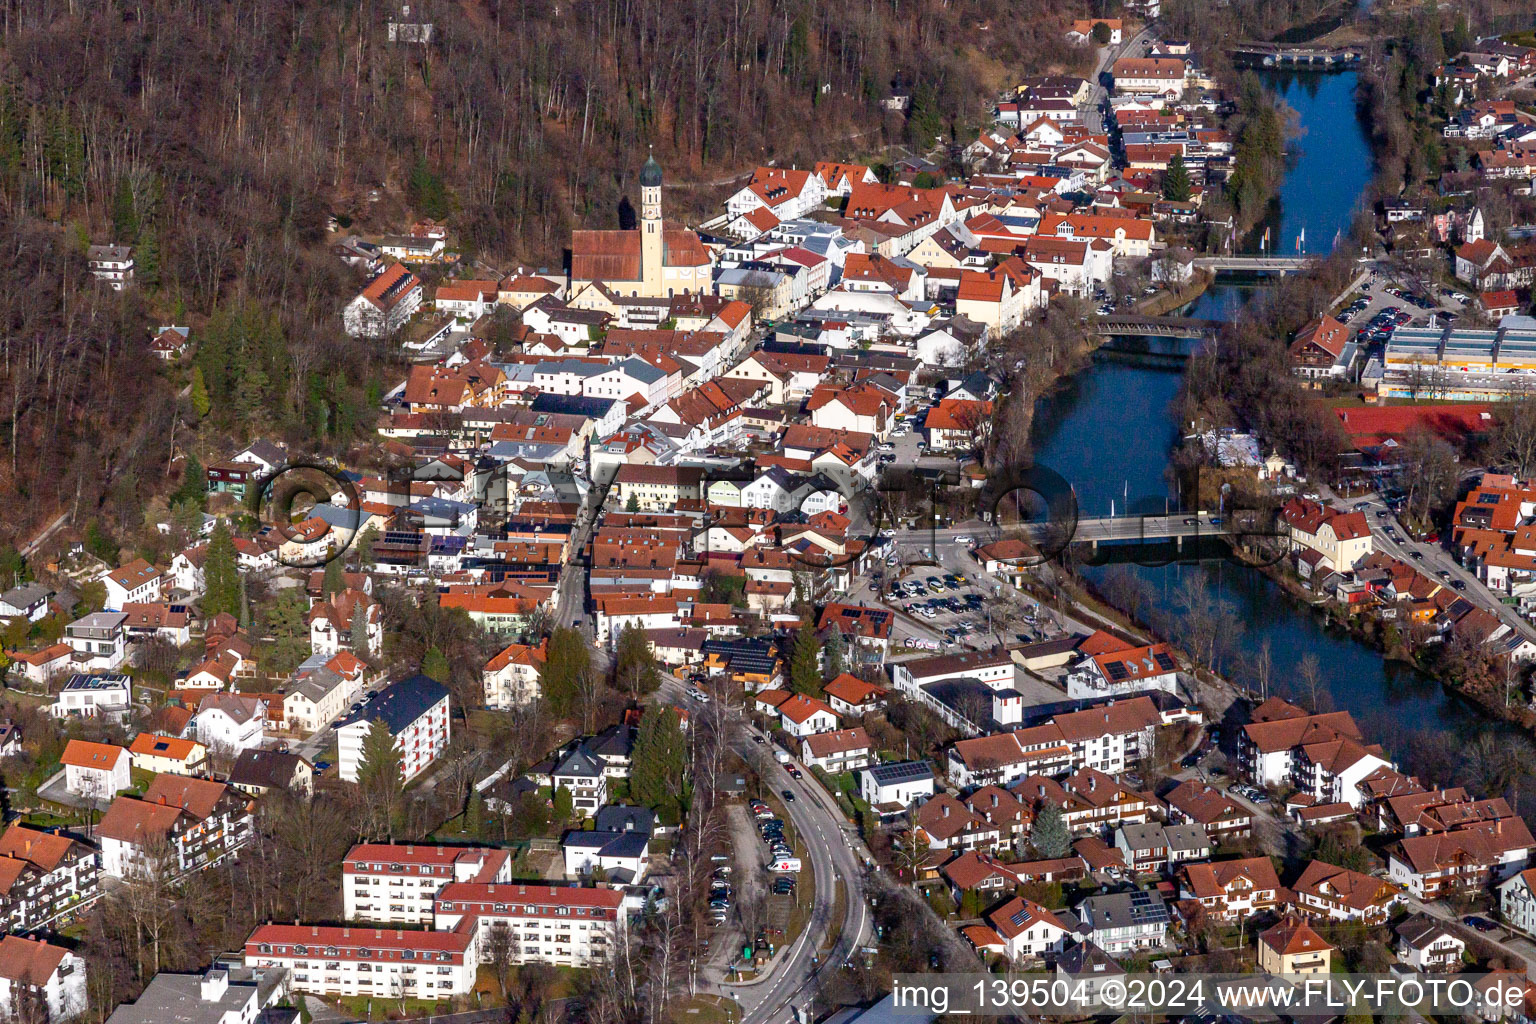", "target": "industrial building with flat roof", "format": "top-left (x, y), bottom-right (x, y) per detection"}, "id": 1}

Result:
top-left (1382, 325), bottom-right (1536, 399)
